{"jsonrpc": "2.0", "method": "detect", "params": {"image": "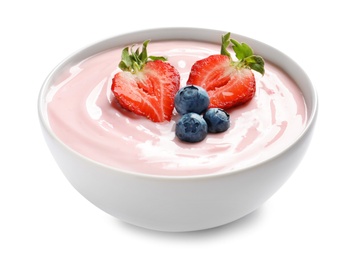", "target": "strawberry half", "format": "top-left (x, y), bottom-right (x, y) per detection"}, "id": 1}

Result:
top-left (187, 33), bottom-right (265, 109)
top-left (111, 40), bottom-right (180, 122)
